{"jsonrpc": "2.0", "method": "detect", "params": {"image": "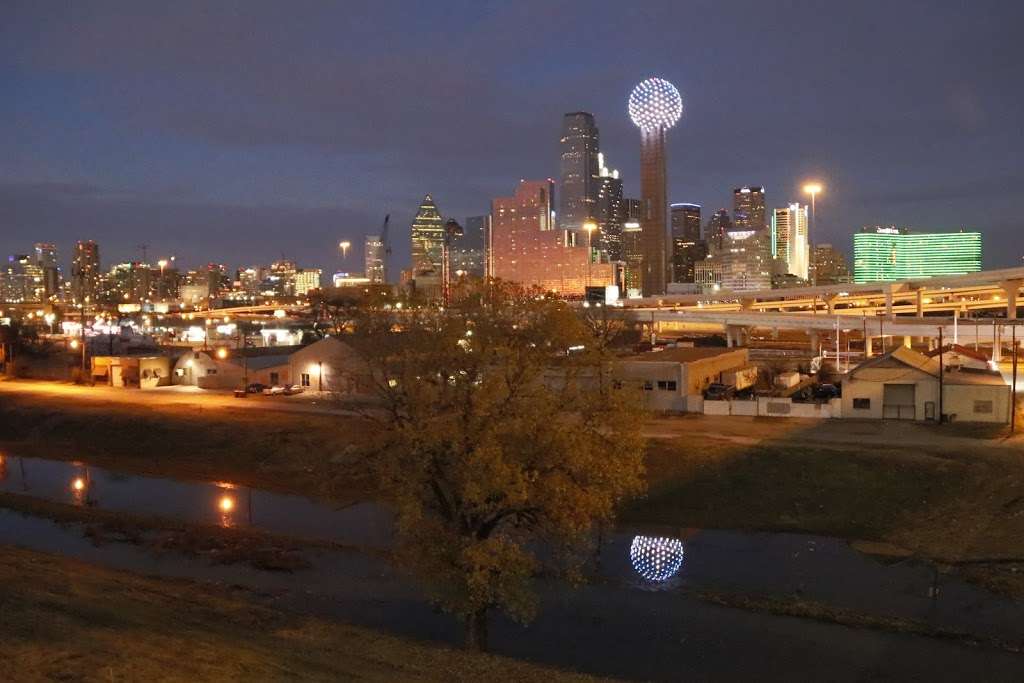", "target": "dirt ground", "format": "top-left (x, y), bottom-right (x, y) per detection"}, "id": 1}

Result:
top-left (0, 545), bottom-right (601, 683)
